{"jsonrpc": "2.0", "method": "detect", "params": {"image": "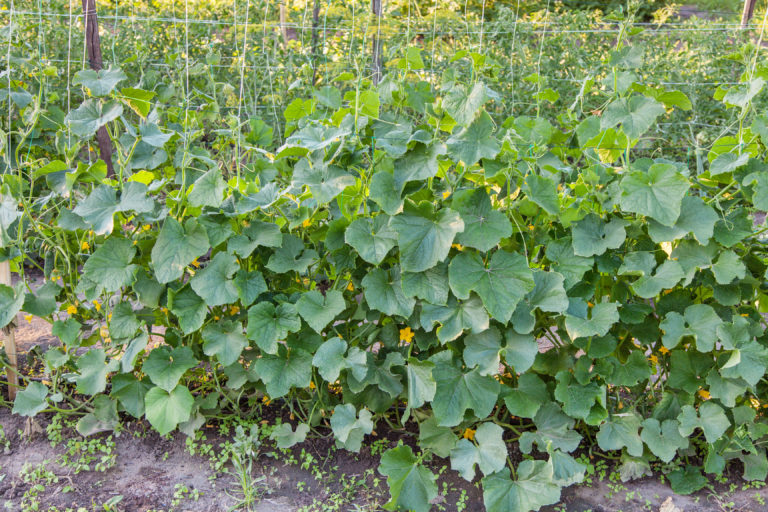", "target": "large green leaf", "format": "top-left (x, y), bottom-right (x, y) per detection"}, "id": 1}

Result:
top-left (502, 329), bottom-right (539, 373)
top-left (227, 220), bottom-right (282, 258)
top-left (190, 252), bottom-right (239, 307)
top-left (720, 340), bottom-right (768, 387)
top-left (744, 171), bottom-right (768, 210)
top-left (142, 346), bottom-right (198, 392)
top-left (168, 285), bottom-right (208, 334)
top-left (640, 418), bottom-right (688, 462)
top-left (379, 445), bottom-right (438, 512)
top-left (73, 183), bottom-right (154, 235)
top-left (120, 332), bottom-right (148, 373)
top-left (202, 320), bottom-right (248, 366)
top-left (312, 337), bottom-right (349, 382)
top-left (391, 201), bottom-right (464, 273)
top-left (619, 255), bottom-right (684, 298)
top-left (450, 422), bottom-right (506, 480)
top-left (372, 118), bottom-right (412, 157)
top-left (293, 160), bottom-right (356, 204)
top-left (418, 415), bottom-right (457, 458)
top-left (503, 373), bottom-right (549, 419)
top-left (452, 188), bottom-right (512, 251)
top-left (144, 385), bottom-right (194, 435)
top-left (188, 168), bottom-right (227, 208)
top-left (66, 99), bottom-right (123, 137)
top-left (604, 351), bottom-right (651, 387)
top-left (659, 304), bottom-right (722, 351)
top-left (270, 422), bottom-right (310, 449)
top-left (233, 270), bottom-right (267, 306)
top-left (463, 327), bottom-right (503, 376)
top-left (296, 290), bottom-right (345, 333)
top-left (393, 143), bottom-right (446, 191)
top-left (330, 404), bottom-right (373, 452)
top-left (449, 251), bottom-right (534, 323)
top-left (403, 358), bottom-right (436, 421)
top-left (265, 235), bottom-right (318, 273)
top-left (722, 78), bottom-right (765, 108)
top-left (620, 163), bottom-right (690, 227)
top-left (402, 262), bottom-right (449, 305)
top-left (712, 250), bottom-right (746, 285)
top-left (75, 349), bottom-right (118, 395)
top-left (709, 152), bottom-right (749, 178)
top-left (564, 302), bottom-right (619, 340)
top-left (369, 171), bottom-right (404, 215)
top-left (520, 403), bottom-right (582, 454)
top-left (601, 95), bottom-right (665, 139)
top-left (73, 67), bottom-right (127, 96)
top-left (482, 461), bottom-right (561, 512)
top-left (246, 302), bottom-right (301, 354)
top-left (252, 346), bottom-right (312, 398)
top-left (571, 214), bottom-right (627, 257)
top-left (596, 413), bottom-right (643, 457)
top-left (706, 370), bottom-right (748, 407)
top-left (446, 110), bottom-right (500, 166)
top-left (443, 81), bottom-right (489, 126)
top-left (523, 174), bottom-right (559, 216)
top-left (420, 294), bottom-right (489, 343)
top-left (12, 381), bottom-right (49, 417)
top-left (361, 267), bottom-right (415, 318)
top-left (110, 373), bottom-right (150, 418)
top-left (430, 351), bottom-right (499, 427)
top-left (546, 238), bottom-right (593, 289)
top-left (526, 270), bottom-right (568, 313)
top-left (108, 302), bottom-right (142, 340)
top-left (554, 371), bottom-right (605, 421)
top-left (0, 282), bottom-right (25, 329)
top-left (647, 196), bottom-right (718, 243)
top-left (151, 218), bottom-right (210, 284)
top-left (345, 215), bottom-right (397, 265)
top-left (82, 237), bottom-right (137, 293)
top-left (677, 402), bottom-right (730, 444)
